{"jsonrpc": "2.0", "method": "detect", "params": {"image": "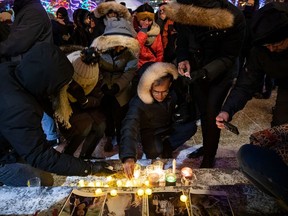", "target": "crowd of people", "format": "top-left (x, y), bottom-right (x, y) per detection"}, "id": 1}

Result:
top-left (0, 0), bottom-right (287, 210)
